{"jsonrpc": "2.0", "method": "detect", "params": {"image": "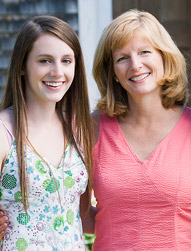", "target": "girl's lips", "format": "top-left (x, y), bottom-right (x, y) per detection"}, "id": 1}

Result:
top-left (43, 81), bottom-right (64, 87)
top-left (129, 73), bottom-right (150, 81)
